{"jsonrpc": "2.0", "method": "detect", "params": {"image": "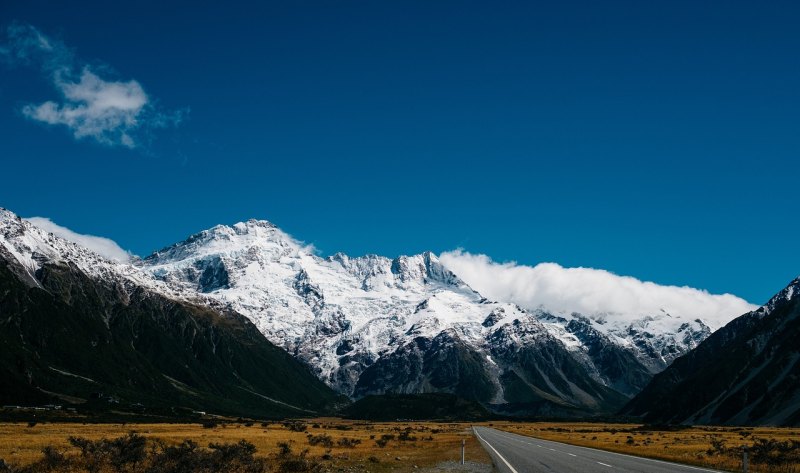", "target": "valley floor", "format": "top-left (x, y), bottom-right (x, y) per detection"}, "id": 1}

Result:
top-left (2, 420), bottom-right (798, 472)
top-left (0, 419), bottom-right (491, 472)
